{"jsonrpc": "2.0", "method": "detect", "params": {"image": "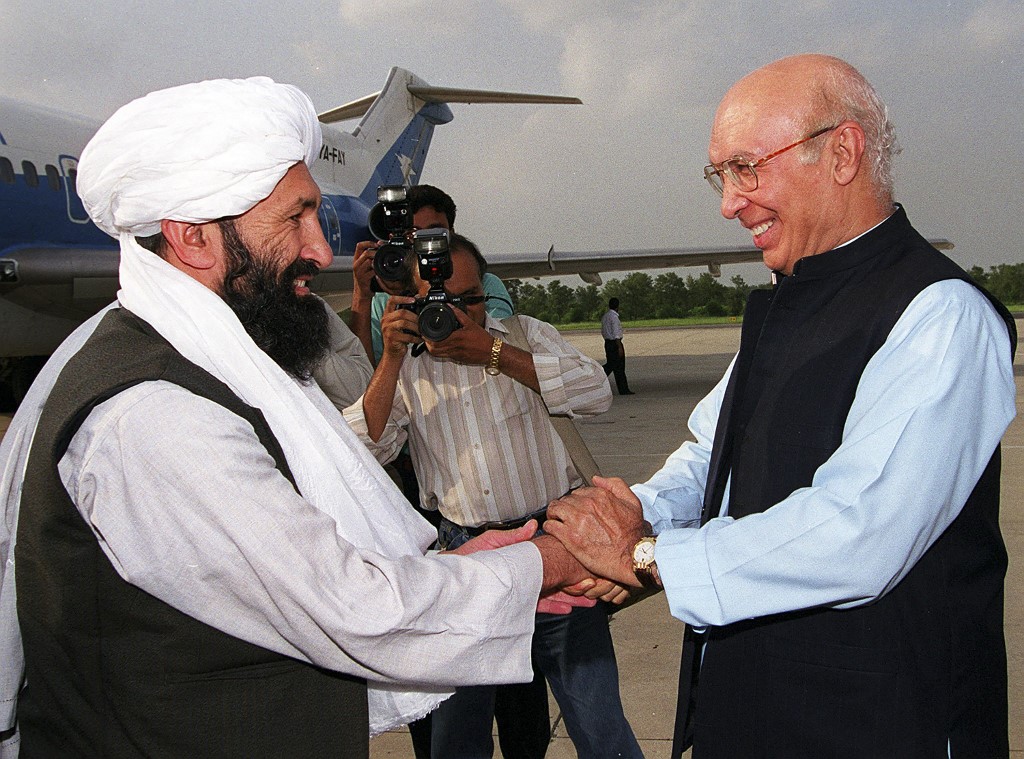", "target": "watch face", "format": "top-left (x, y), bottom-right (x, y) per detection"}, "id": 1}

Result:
top-left (633, 539), bottom-right (655, 564)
